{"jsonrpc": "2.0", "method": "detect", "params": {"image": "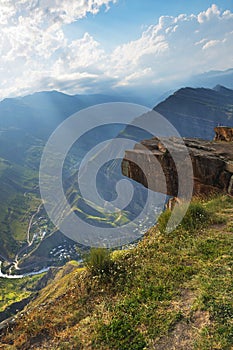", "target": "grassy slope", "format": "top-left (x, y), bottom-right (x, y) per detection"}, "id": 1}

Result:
top-left (0, 275), bottom-right (43, 313)
top-left (0, 156), bottom-right (41, 258)
top-left (0, 196), bottom-right (232, 350)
